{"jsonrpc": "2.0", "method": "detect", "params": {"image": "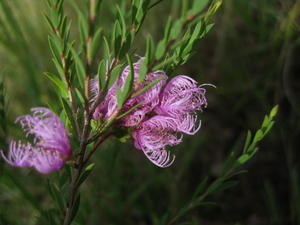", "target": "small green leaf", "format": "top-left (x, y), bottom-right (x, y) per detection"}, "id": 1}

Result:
top-left (204, 0), bottom-right (222, 23)
top-left (262, 121), bottom-right (275, 139)
top-left (182, 23), bottom-right (203, 57)
top-left (78, 12), bottom-right (88, 47)
top-left (164, 16), bottom-right (173, 41)
top-left (65, 21), bottom-right (72, 42)
top-left (217, 181), bottom-right (238, 192)
top-left (132, 77), bottom-right (163, 98)
top-left (48, 35), bottom-right (62, 64)
top-left (116, 85), bottom-right (125, 109)
top-left (60, 97), bottom-right (78, 138)
top-left (237, 154), bottom-right (250, 165)
top-left (91, 27), bottom-right (103, 60)
top-left (261, 115), bottom-right (270, 129)
top-left (221, 151), bottom-right (238, 175)
top-left (116, 5), bottom-right (126, 40)
top-left (60, 16), bottom-right (68, 37)
top-left (170, 18), bottom-right (184, 39)
top-left (177, 31), bottom-right (192, 56)
top-left (270, 105), bottom-right (279, 118)
top-left (103, 36), bottom-right (111, 61)
top-left (131, 0), bottom-right (138, 24)
top-left (112, 21), bottom-right (122, 56)
top-left (70, 47), bottom-right (85, 88)
top-left (135, 0), bottom-right (145, 25)
top-left (77, 163), bottom-right (95, 186)
top-left (119, 32), bottom-right (133, 59)
top-left (153, 54), bottom-right (177, 71)
top-left (146, 35), bottom-right (153, 62)
top-left (172, 31), bottom-right (191, 50)
top-left (192, 177), bottom-right (208, 200)
top-left (191, 0), bottom-right (209, 14)
top-left (190, 22), bottom-right (202, 43)
top-left (97, 60), bottom-right (107, 90)
top-left (242, 130), bottom-right (252, 153)
top-left (52, 57), bottom-right (65, 79)
top-left (138, 58), bottom-right (148, 83)
top-left (107, 64), bottom-right (123, 90)
top-left (45, 72), bottom-right (68, 98)
top-left (116, 101), bottom-right (143, 120)
top-left (122, 54), bottom-right (135, 96)
top-left (118, 133), bottom-right (131, 143)
top-left (70, 194), bottom-right (81, 222)
top-left (75, 88), bottom-right (85, 105)
top-left (44, 15), bottom-right (56, 33)
top-left (200, 23), bottom-right (215, 38)
top-left (207, 178), bottom-right (224, 194)
top-left (155, 40), bottom-right (166, 59)
top-left (253, 130), bottom-right (263, 143)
